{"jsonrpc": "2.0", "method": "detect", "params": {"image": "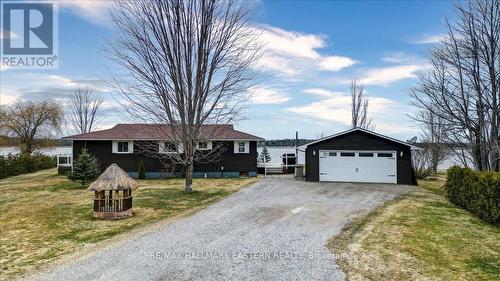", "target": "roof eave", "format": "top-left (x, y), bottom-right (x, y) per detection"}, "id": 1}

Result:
top-left (302, 128), bottom-right (418, 149)
top-left (65, 138), bottom-right (264, 141)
